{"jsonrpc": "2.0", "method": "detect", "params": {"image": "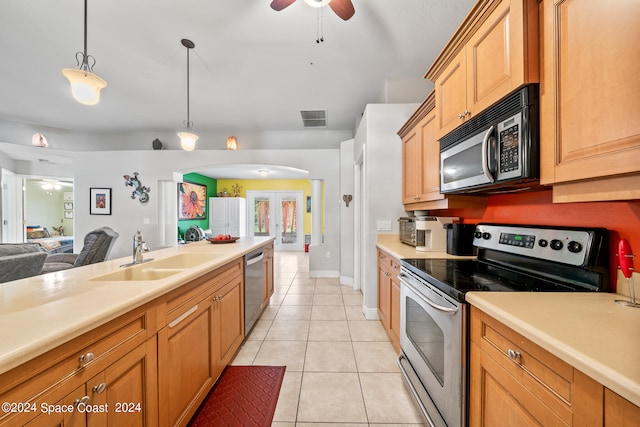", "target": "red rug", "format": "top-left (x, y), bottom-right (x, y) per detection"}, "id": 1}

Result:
top-left (188, 365), bottom-right (286, 427)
